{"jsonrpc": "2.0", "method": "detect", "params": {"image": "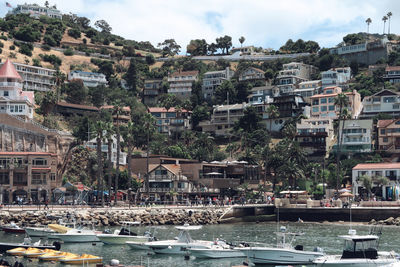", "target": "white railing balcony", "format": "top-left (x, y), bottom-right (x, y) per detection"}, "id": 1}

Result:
top-left (0, 82), bottom-right (22, 87)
